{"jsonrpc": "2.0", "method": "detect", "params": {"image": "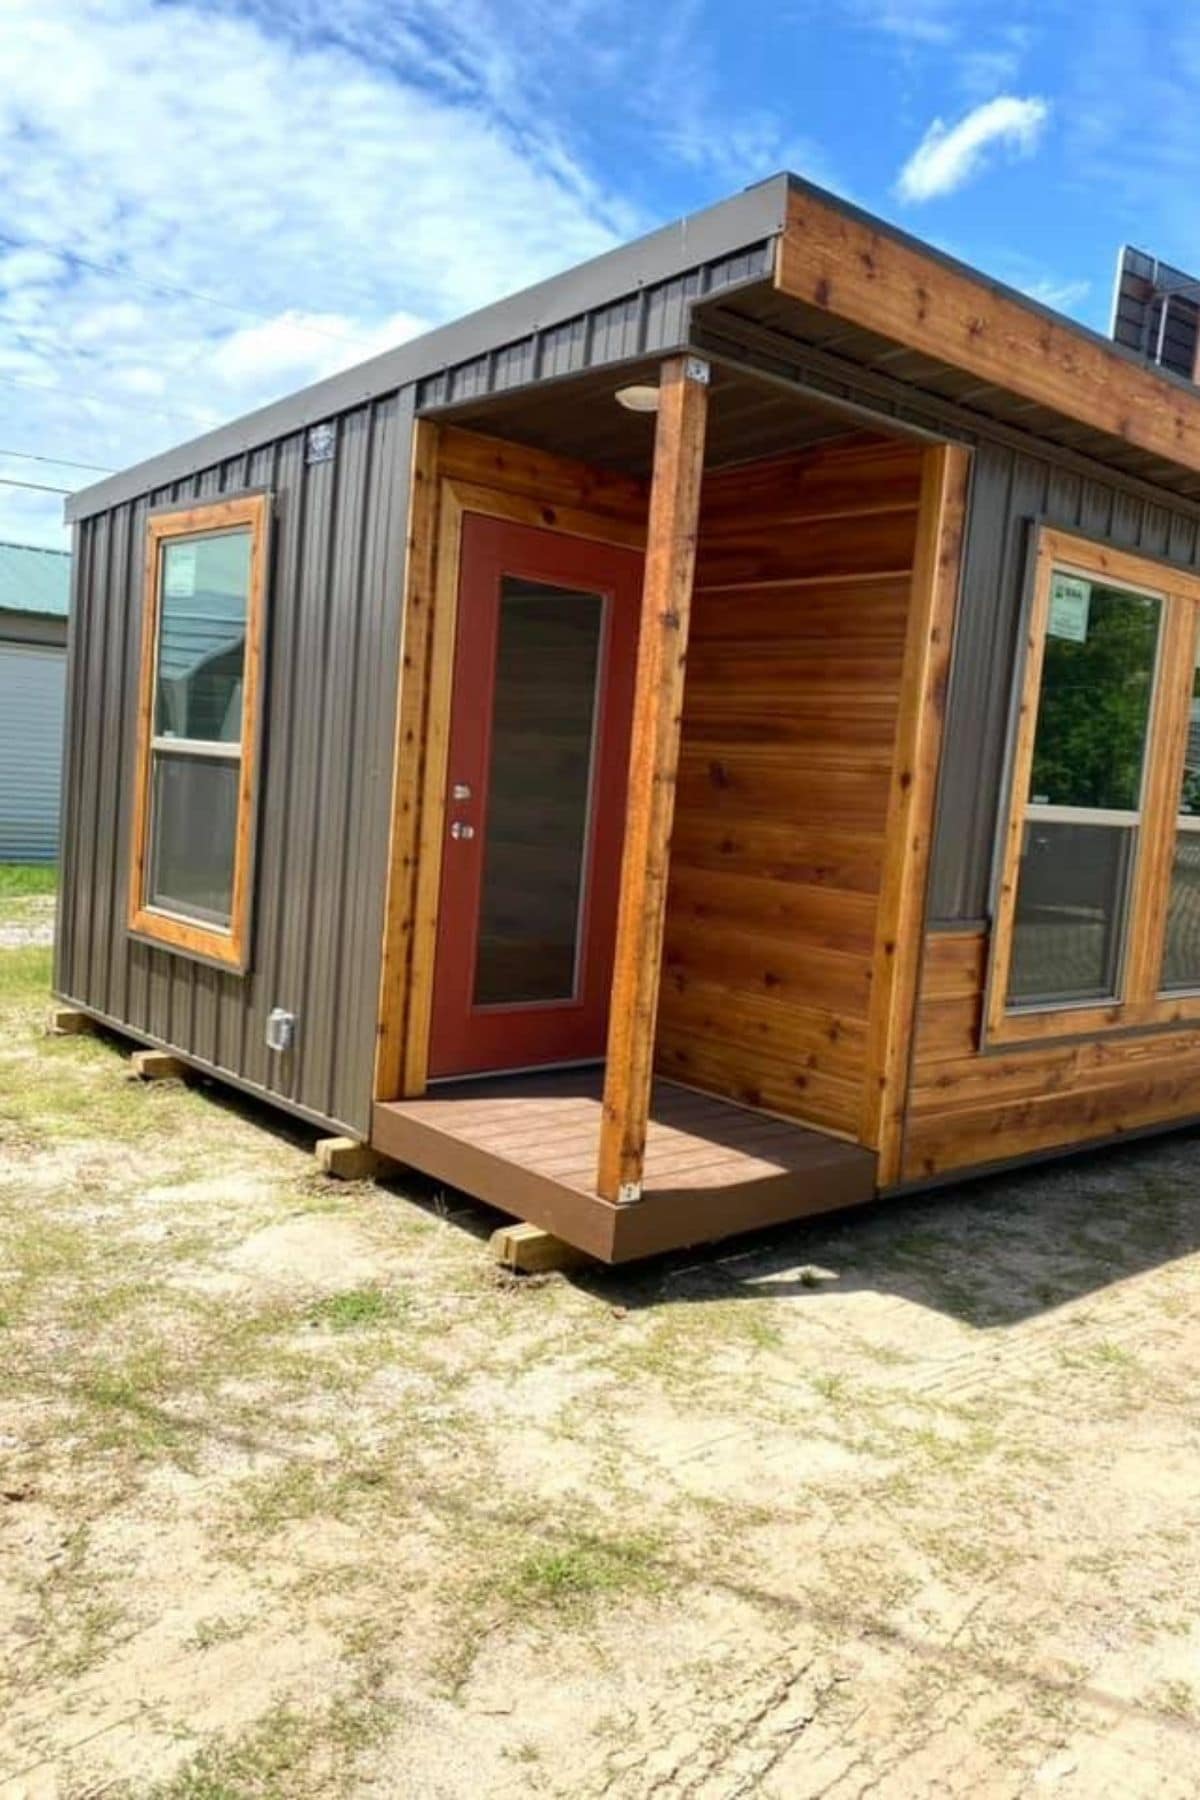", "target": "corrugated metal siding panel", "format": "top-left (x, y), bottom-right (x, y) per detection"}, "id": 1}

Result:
top-left (414, 240), bottom-right (775, 410)
top-left (0, 642), bottom-right (66, 860)
top-left (929, 442), bottom-right (1200, 922)
top-left (56, 391), bottom-right (414, 1136)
